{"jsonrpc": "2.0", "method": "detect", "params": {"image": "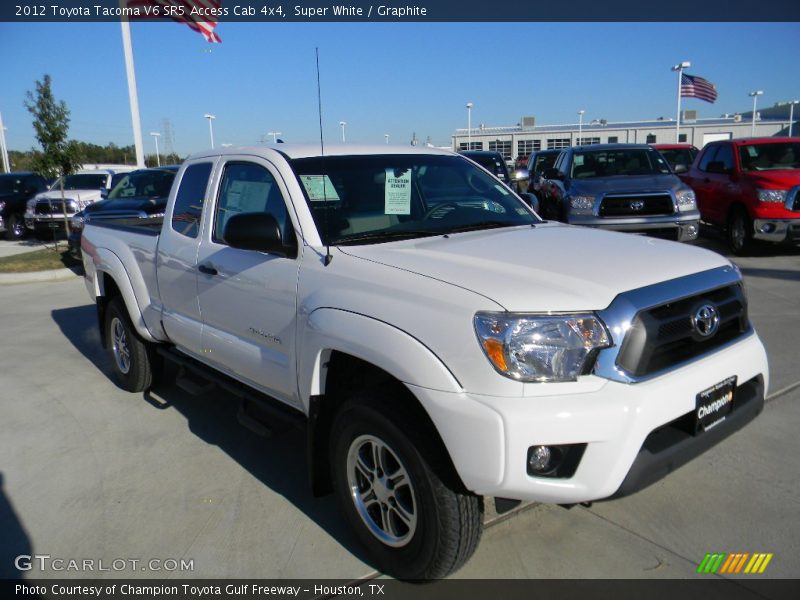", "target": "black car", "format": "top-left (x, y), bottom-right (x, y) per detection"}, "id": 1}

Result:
top-left (68, 166), bottom-right (179, 258)
top-left (524, 149), bottom-right (562, 200)
top-left (0, 172), bottom-right (48, 240)
top-left (458, 150), bottom-right (513, 186)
